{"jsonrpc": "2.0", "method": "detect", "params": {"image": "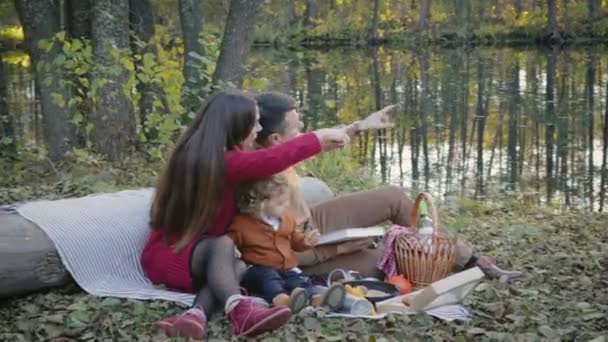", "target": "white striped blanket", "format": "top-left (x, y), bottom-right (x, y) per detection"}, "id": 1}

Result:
top-left (14, 188), bottom-right (195, 306)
